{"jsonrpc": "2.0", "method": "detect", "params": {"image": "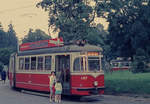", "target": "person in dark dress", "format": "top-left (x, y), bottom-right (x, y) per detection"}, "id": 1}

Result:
top-left (1, 70), bottom-right (6, 83)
